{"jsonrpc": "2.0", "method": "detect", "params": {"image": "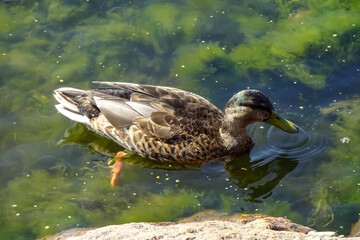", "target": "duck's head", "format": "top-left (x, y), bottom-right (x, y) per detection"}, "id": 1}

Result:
top-left (224, 89), bottom-right (298, 133)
